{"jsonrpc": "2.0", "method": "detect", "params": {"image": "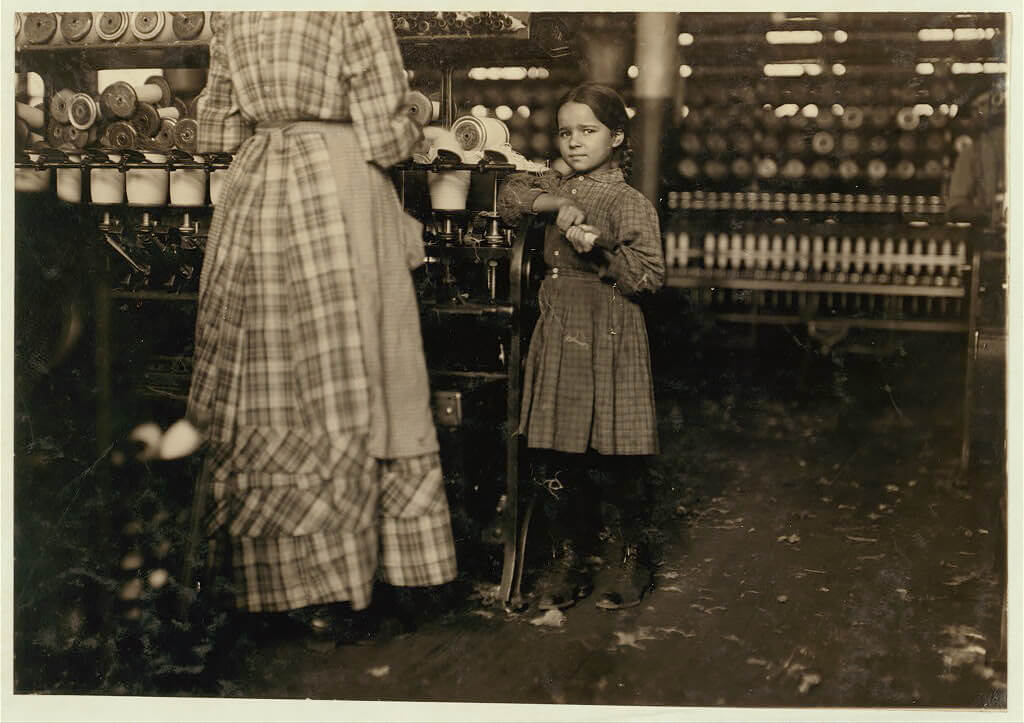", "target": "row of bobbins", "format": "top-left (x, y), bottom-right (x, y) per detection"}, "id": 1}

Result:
top-left (665, 229), bottom-right (968, 283)
top-left (41, 75), bottom-right (202, 156)
top-left (683, 103), bottom-right (959, 133)
top-left (17, 152), bottom-right (228, 207)
top-left (675, 155), bottom-right (948, 183)
top-left (666, 191), bottom-right (946, 215)
top-left (15, 12), bottom-right (213, 46)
